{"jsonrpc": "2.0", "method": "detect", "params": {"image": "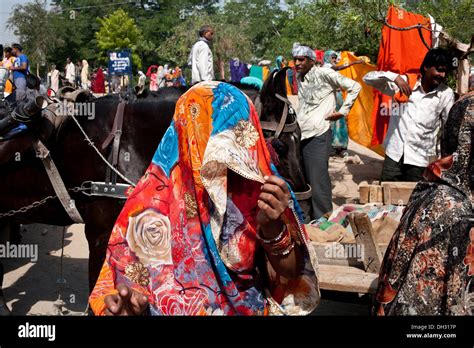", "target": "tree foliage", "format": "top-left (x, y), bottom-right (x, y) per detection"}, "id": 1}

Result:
top-left (6, 0), bottom-right (62, 75)
top-left (156, 10), bottom-right (254, 79)
top-left (6, 0), bottom-right (472, 79)
top-left (96, 8), bottom-right (143, 69)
